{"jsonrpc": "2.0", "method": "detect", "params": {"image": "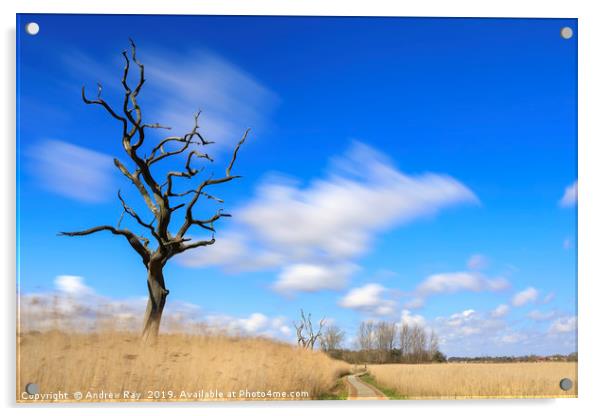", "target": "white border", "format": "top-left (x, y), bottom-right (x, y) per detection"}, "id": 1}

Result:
top-left (2, 1), bottom-right (601, 415)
